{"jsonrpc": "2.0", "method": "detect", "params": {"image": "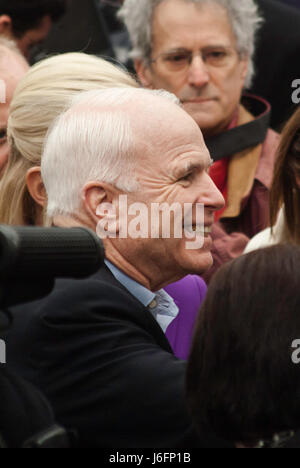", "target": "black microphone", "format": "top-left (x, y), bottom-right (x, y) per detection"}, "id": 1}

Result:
top-left (0, 226), bottom-right (105, 279)
top-left (0, 226), bottom-right (105, 307)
